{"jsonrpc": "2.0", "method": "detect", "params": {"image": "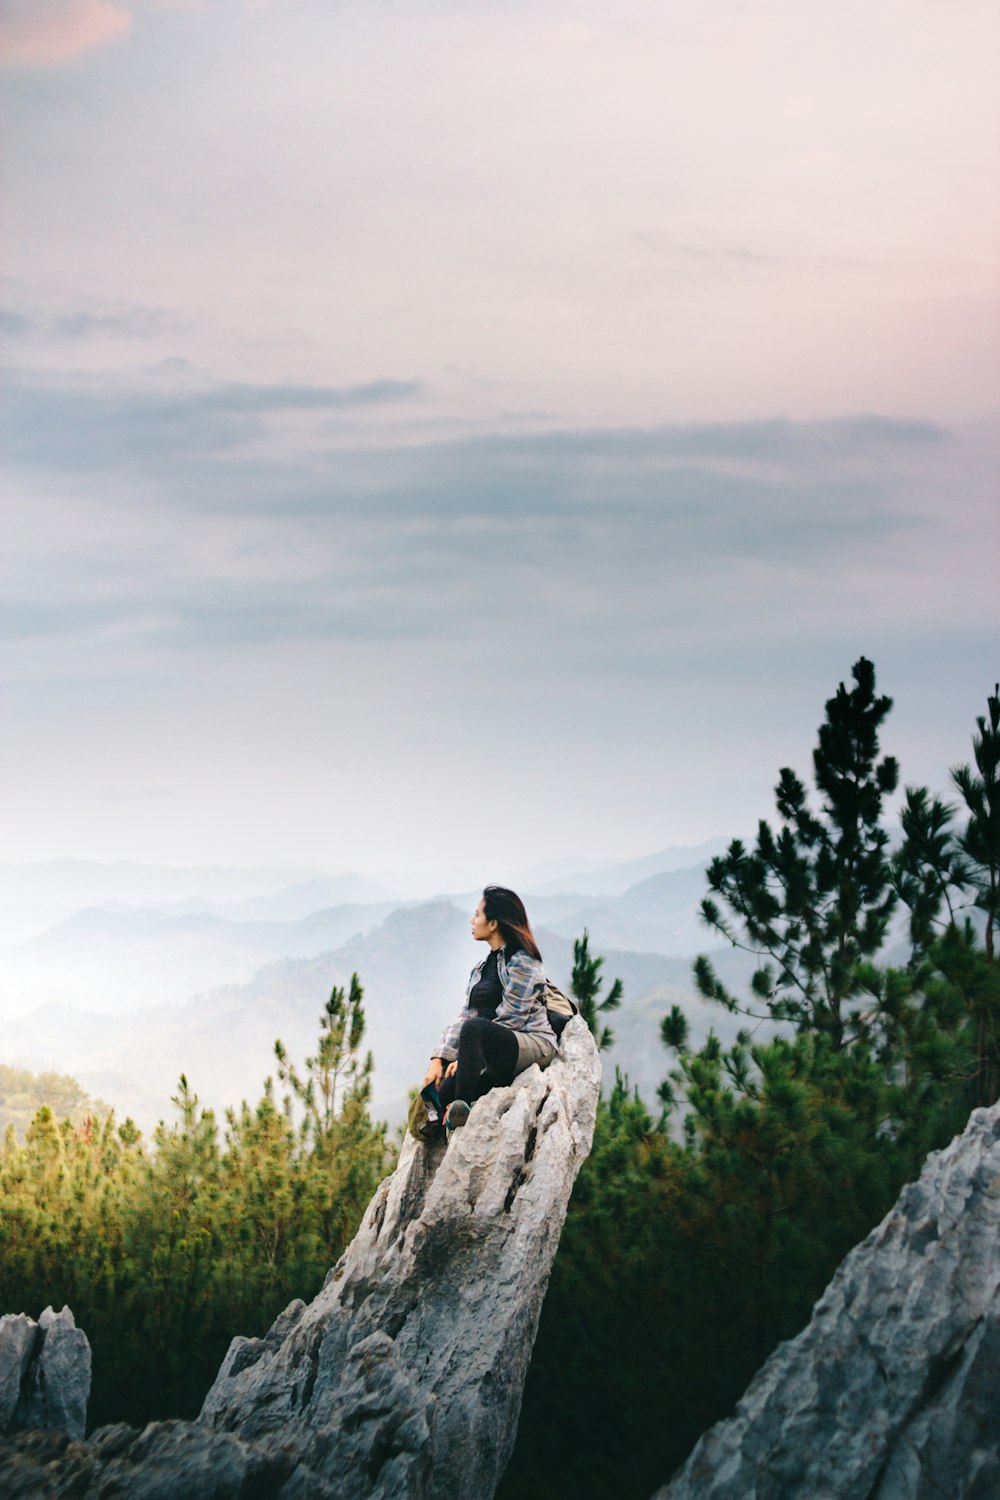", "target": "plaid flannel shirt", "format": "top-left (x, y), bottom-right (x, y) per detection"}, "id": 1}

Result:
top-left (432, 947), bottom-right (557, 1062)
